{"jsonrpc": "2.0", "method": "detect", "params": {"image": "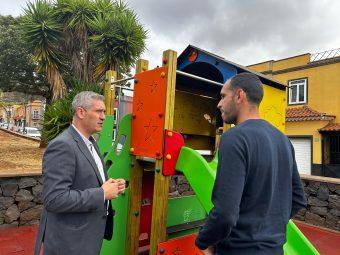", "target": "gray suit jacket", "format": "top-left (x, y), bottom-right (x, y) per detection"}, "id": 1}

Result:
top-left (34, 126), bottom-right (113, 255)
